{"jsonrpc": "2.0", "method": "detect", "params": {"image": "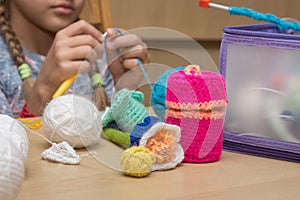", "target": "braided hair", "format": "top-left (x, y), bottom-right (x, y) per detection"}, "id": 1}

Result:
top-left (0, 0), bottom-right (110, 111)
top-left (0, 0), bottom-right (34, 101)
